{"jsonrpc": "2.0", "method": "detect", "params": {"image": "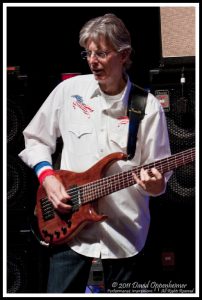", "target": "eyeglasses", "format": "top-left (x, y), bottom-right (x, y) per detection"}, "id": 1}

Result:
top-left (81, 50), bottom-right (113, 60)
